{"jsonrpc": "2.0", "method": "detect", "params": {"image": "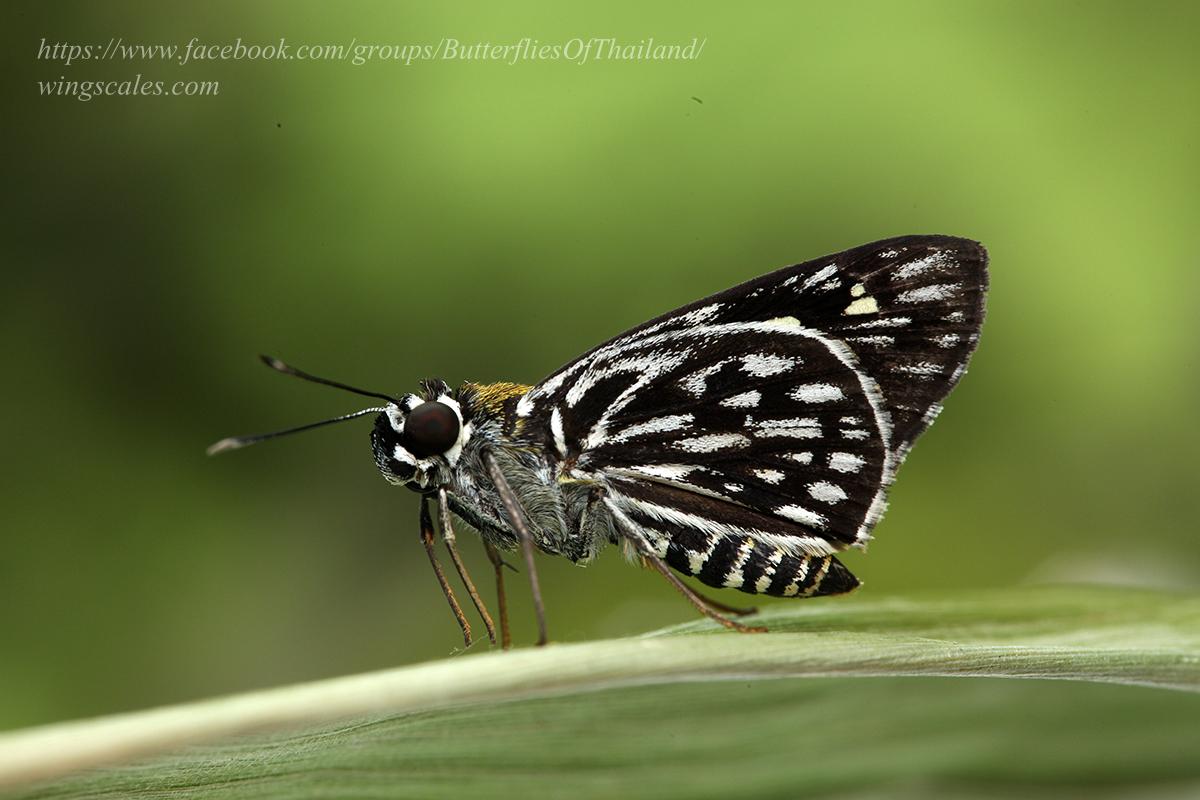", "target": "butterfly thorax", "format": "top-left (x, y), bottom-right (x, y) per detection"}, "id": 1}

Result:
top-left (370, 379), bottom-right (607, 561)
